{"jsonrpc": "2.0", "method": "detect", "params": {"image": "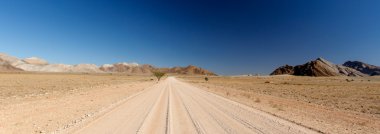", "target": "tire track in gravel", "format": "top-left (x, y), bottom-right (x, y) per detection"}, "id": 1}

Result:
top-left (75, 77), bottom-right (319, 134)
